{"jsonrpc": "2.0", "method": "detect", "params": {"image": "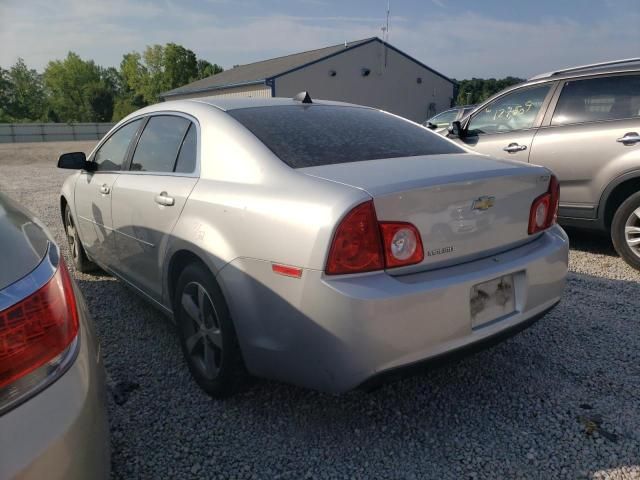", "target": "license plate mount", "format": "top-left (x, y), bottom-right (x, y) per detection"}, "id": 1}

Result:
top-left (470, 274), bottom-right (516, 328)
